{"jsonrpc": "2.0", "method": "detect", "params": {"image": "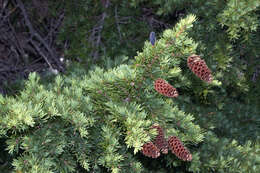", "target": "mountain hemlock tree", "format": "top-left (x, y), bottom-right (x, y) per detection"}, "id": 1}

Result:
top-left (0, 14), bottom-right (259, 173)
